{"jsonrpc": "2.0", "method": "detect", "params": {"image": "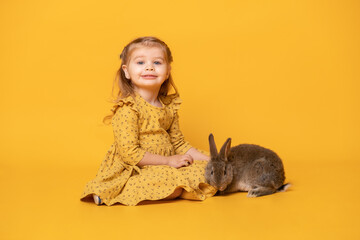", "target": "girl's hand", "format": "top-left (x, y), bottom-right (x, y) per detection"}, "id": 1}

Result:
top-left (167, 154), bottom-right (194, 168)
